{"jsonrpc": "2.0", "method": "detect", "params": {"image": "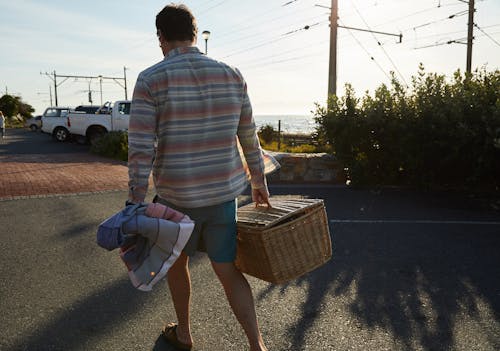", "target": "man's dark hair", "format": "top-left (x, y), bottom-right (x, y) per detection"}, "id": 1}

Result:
top-left (156, 4), bottom-right (197, 42)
